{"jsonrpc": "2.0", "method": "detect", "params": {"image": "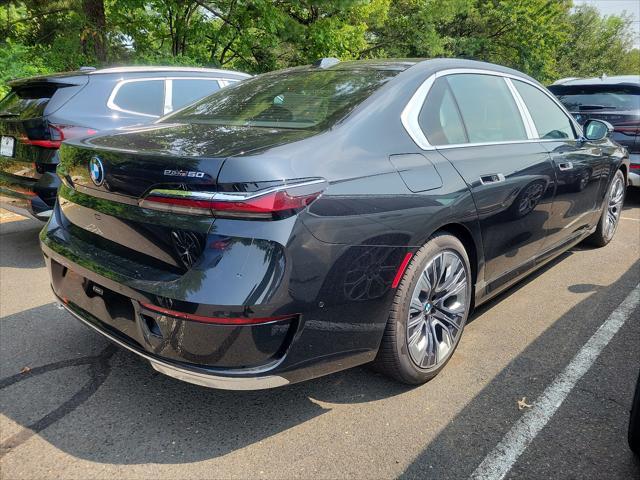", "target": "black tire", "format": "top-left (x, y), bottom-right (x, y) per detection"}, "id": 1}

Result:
top-left (373, 233), bottom-right (472, 384)
top-left (629, 370), bottom-right (640, 455)
top-left (587, 169), bottom-right (626, 247)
